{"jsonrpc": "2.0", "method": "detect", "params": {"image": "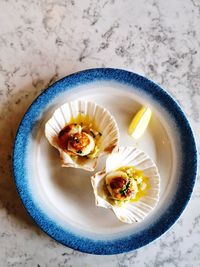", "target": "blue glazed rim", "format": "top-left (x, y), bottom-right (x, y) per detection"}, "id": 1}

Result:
top-left (13, 68), bottom-right (198, 255)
